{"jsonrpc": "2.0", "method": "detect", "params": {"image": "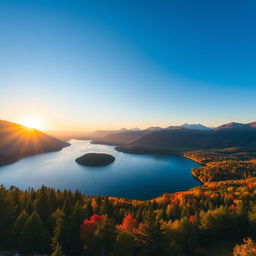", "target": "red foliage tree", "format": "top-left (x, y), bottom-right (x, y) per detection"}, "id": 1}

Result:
top-left (80, 214), bottom-right (105, 242)
top-left (119, 213), bottom-right (137, 233)
top-left (189, 215), bottom-right (195, 222)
